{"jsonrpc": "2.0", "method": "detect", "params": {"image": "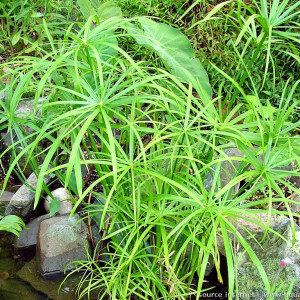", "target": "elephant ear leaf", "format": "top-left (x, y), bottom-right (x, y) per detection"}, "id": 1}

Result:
top-left (97, 1), bottom-right (122, 22)
top-left (77, 0), bottom-right (97, 20)
top-left (78, 0), bottom-right (122, 22)
top-left (127, 17), bottom-right (212, 98)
